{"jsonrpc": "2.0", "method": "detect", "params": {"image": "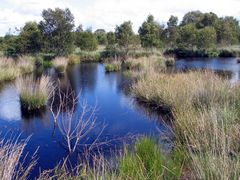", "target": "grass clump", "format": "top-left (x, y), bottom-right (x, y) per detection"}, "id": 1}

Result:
top-left (104, 60), bottom-right (121, 72)
top-left (53, 57), bottom-right (68, 73)
top-left (68, 54), bottom-right (80, 65)
top-left (15, 76), bottom-right (54, 111)
top-left (119, 138), bottom-right (185, 180)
